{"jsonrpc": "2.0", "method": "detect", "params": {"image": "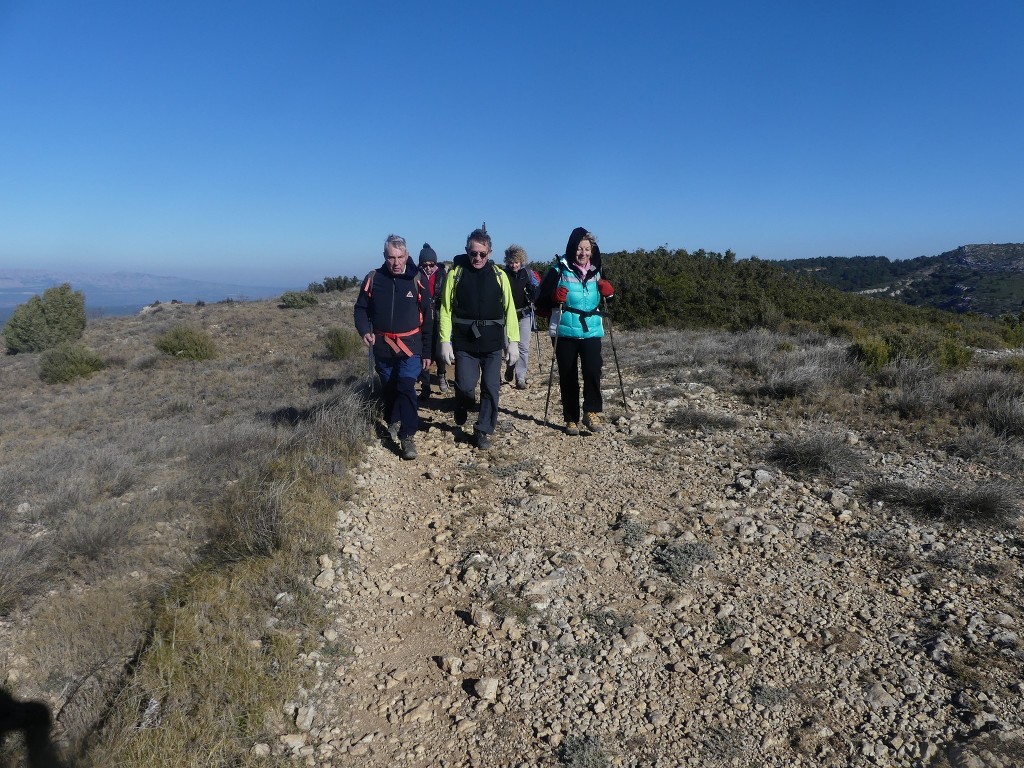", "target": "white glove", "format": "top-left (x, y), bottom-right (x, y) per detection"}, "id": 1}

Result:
top-left (505, 344), bottom-right (520, 367)
top-left (440, 341), bottom-right (455, 365)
